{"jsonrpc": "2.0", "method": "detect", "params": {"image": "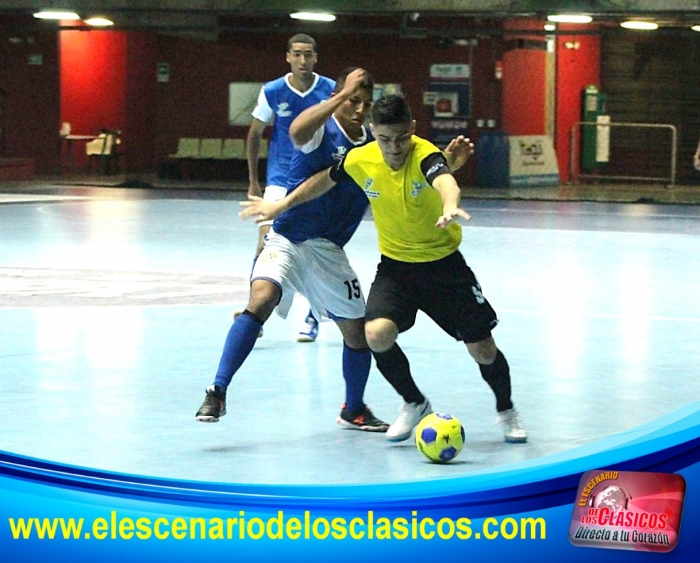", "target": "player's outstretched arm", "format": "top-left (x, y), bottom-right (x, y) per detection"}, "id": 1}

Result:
top-left (432, 173), bottom-right (471, 228)
top-left (443, 135), bottom-right (475, 172)
top-left (290, 68), bottom-right (370, 146)
top-left (240, 167), bottom-right (337, 223)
